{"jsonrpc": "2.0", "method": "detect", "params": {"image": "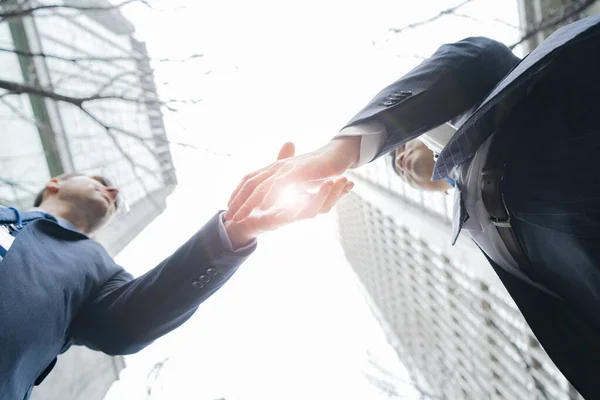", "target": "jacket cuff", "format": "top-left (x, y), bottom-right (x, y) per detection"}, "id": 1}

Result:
top-left (337, 120), bottom-right (388, 167)
top-left (216, 211), bottom-right (257, 252)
